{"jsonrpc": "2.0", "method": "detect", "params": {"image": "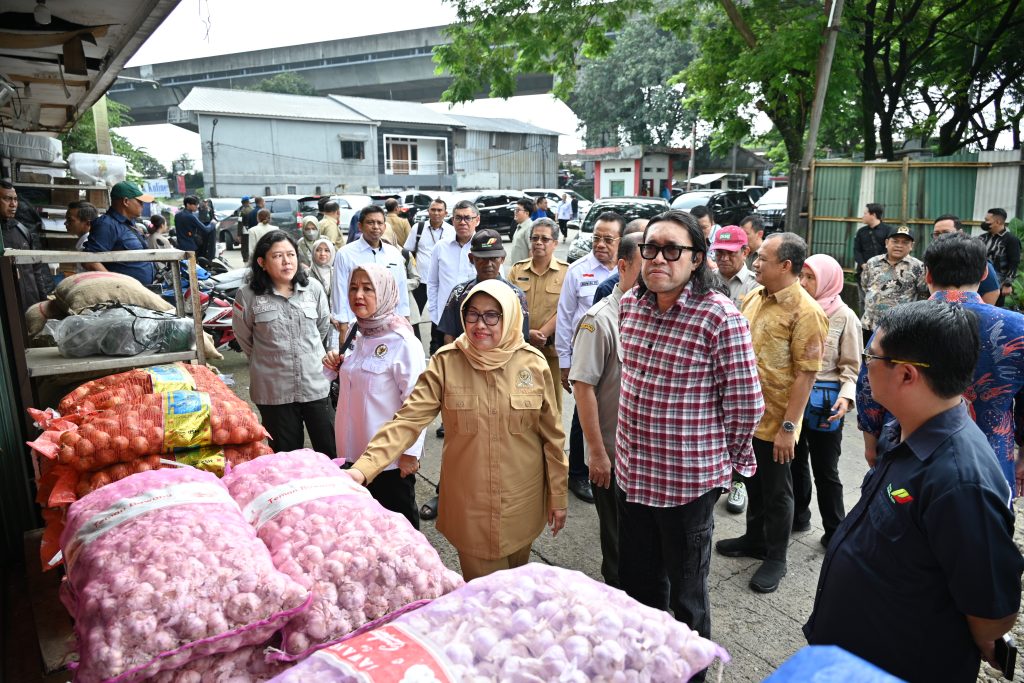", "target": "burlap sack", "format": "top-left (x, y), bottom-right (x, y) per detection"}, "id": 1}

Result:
top-left (54, 271), bottom-right (174, 315)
